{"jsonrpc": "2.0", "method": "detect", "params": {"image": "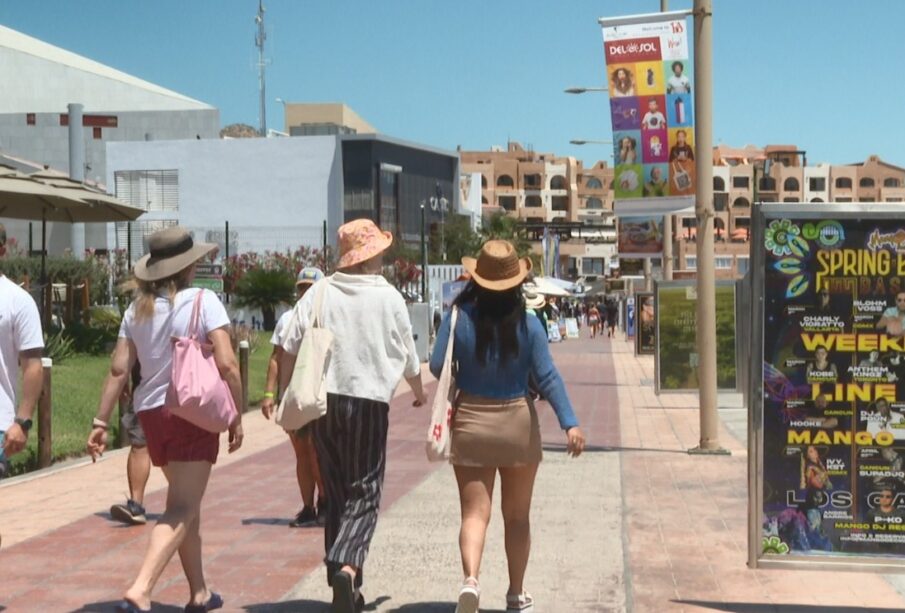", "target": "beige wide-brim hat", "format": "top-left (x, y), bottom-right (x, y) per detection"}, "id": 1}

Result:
top-left (462, 240), bottom-right (532, 291)
top-left (133, 226), bottom-right (217, 282)
top-left (523, 286), bottom-right (546, 309)
top-left (336, 218), bottom-right (394, 270)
